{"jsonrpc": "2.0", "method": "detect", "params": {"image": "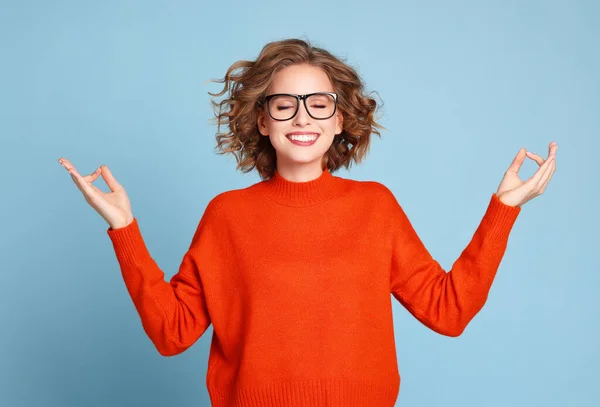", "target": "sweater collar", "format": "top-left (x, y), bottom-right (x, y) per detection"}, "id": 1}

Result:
top-left (260, 167), bottom-right (345, 207)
